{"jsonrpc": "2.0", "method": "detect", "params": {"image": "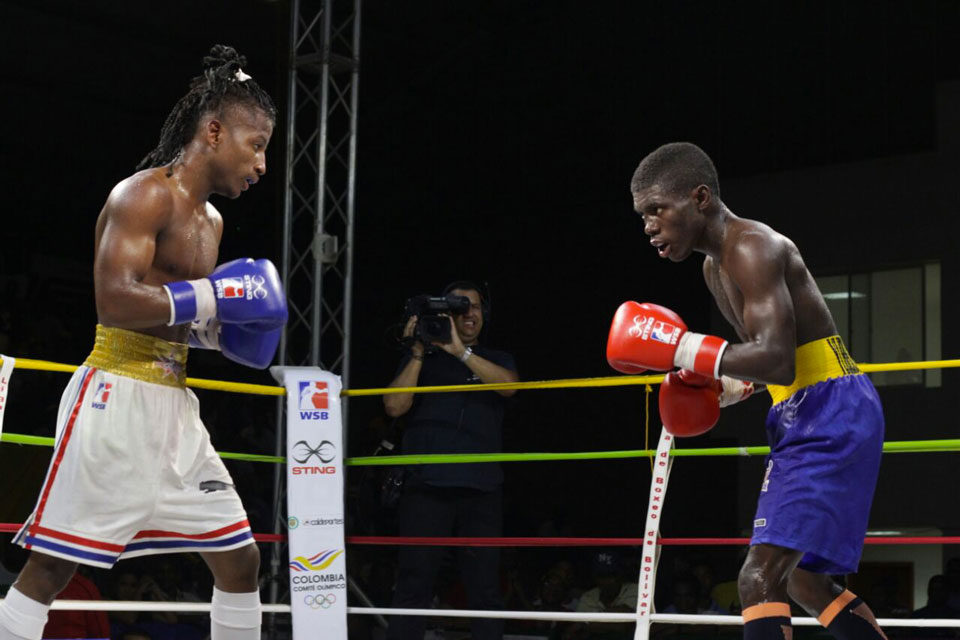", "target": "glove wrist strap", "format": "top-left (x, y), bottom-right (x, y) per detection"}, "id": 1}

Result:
top-left (188, 318), bottom-right (222, 350)
top-left (718, 375), bottom-right (754, 407)
top-left (674, 332), bottom-right (728, 378)
top-left (164, 279), bottom-right (216, 326)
